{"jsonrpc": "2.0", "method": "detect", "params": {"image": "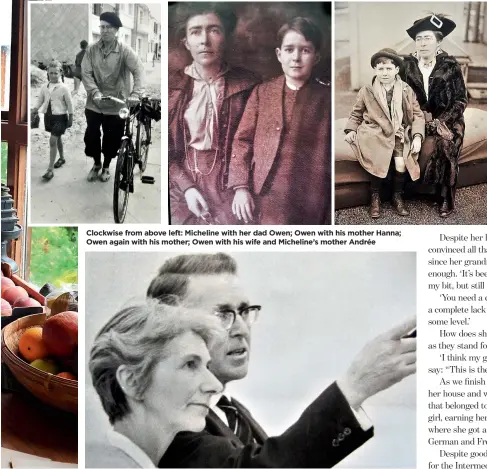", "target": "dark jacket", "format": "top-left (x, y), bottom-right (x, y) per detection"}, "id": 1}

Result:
top-left (168, 67), bottom-right (261, 194)
top-left (401, 52), bottom-right (467, 187)
top-left (75, 49), bottom-right (86, 68)
top-left (159, 382), bottom-right (374, 468)
top-left (228, 75), bottom-right (332, 224)
top-left (73, 49), bottom-right (86, 80)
